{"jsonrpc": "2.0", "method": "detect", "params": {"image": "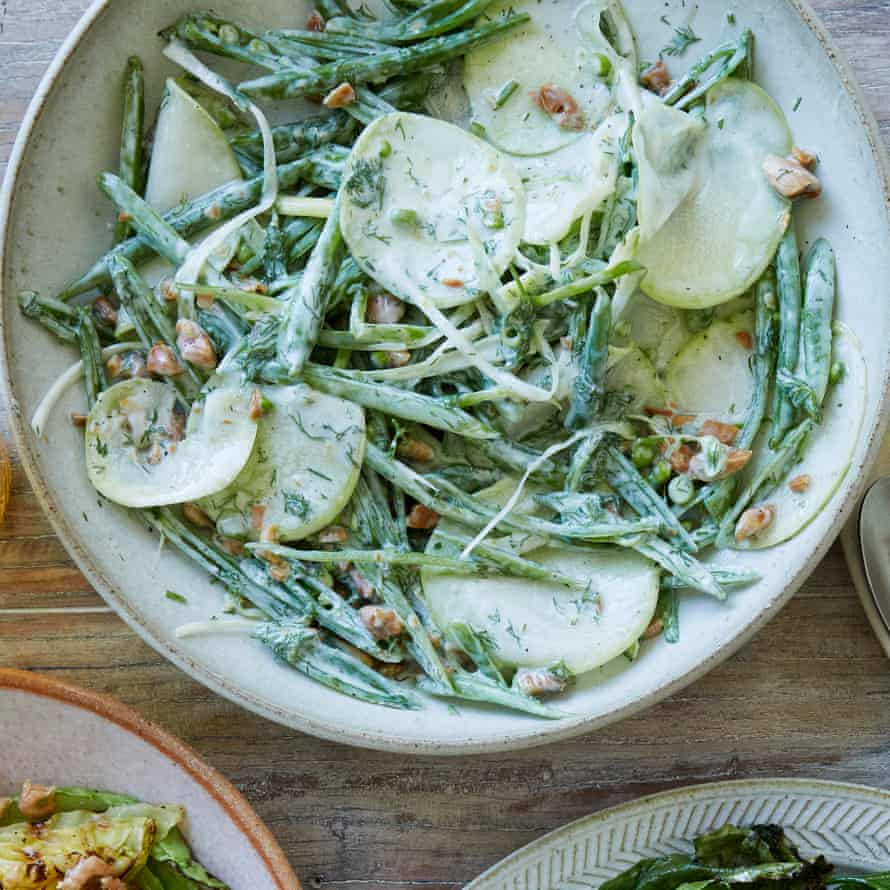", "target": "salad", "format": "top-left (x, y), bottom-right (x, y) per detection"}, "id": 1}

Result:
top-left (0, 782), bottom-right (226, 888)
top-left (19, 0), bottom-right (865, 717)
top-left (600, 822), bottom-right (888, 890)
